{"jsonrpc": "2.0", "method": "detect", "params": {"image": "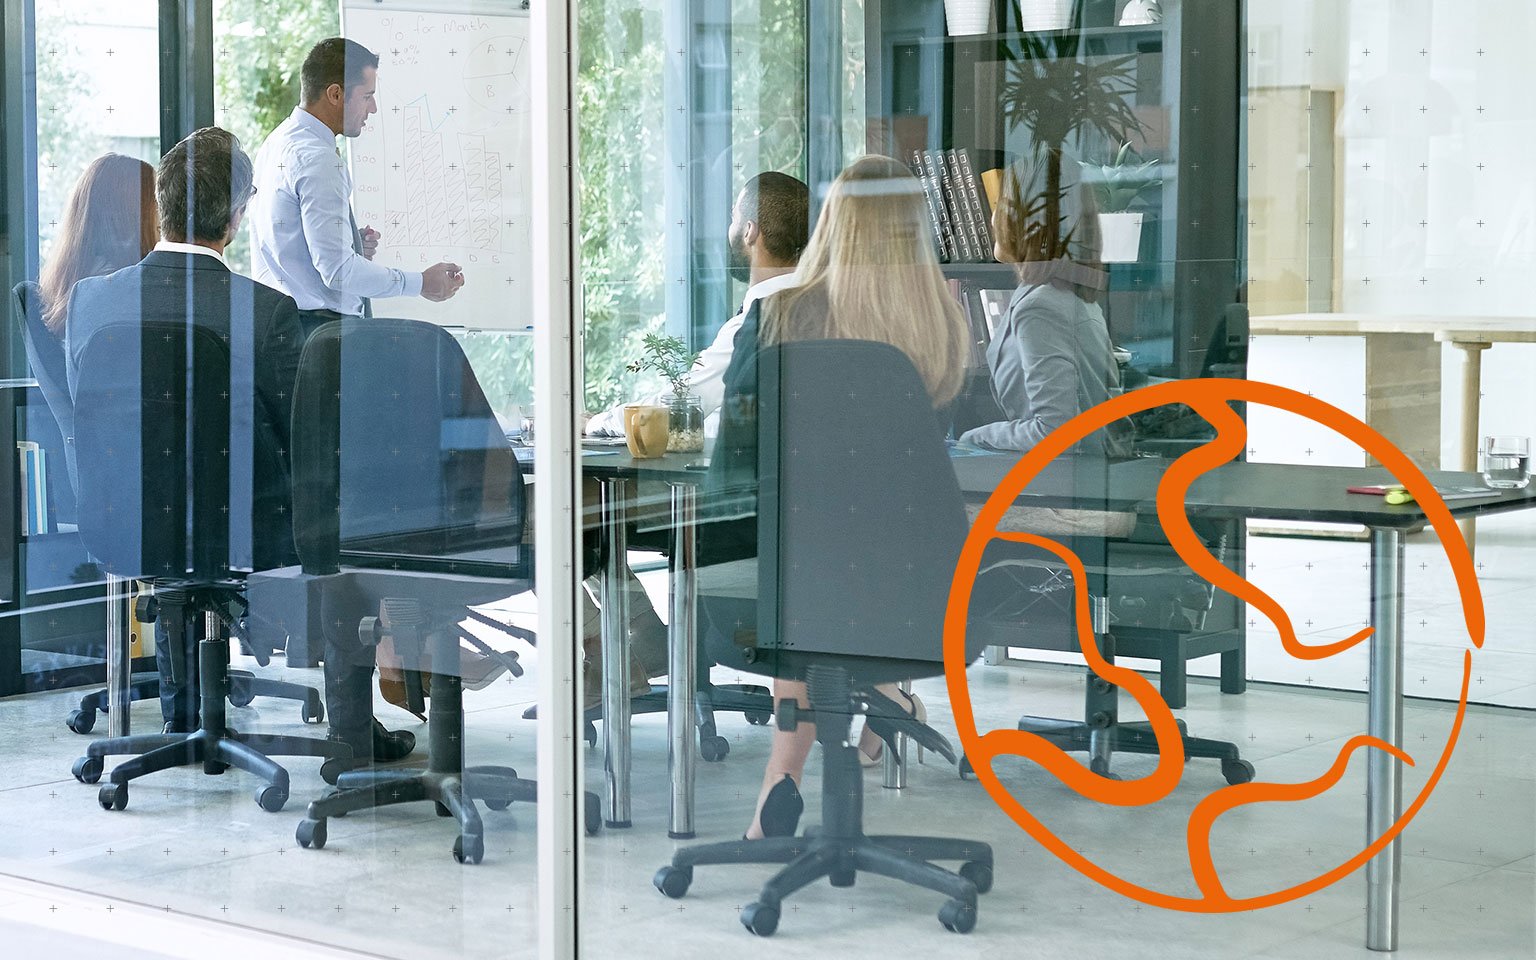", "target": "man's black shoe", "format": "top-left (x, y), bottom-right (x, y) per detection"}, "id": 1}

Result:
top-left (372, 718), bottom-right (416, 762)
top-left (329, 718), bottom-right (416, 764)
